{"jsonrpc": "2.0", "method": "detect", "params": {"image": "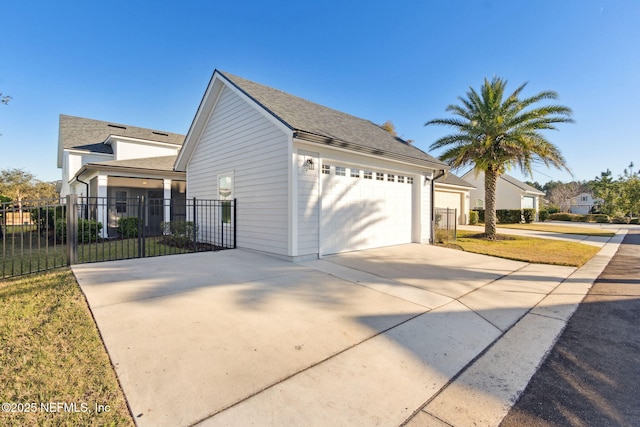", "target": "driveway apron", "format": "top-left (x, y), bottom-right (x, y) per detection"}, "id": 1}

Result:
top-left (73, 237), bottom-right (623, 427)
